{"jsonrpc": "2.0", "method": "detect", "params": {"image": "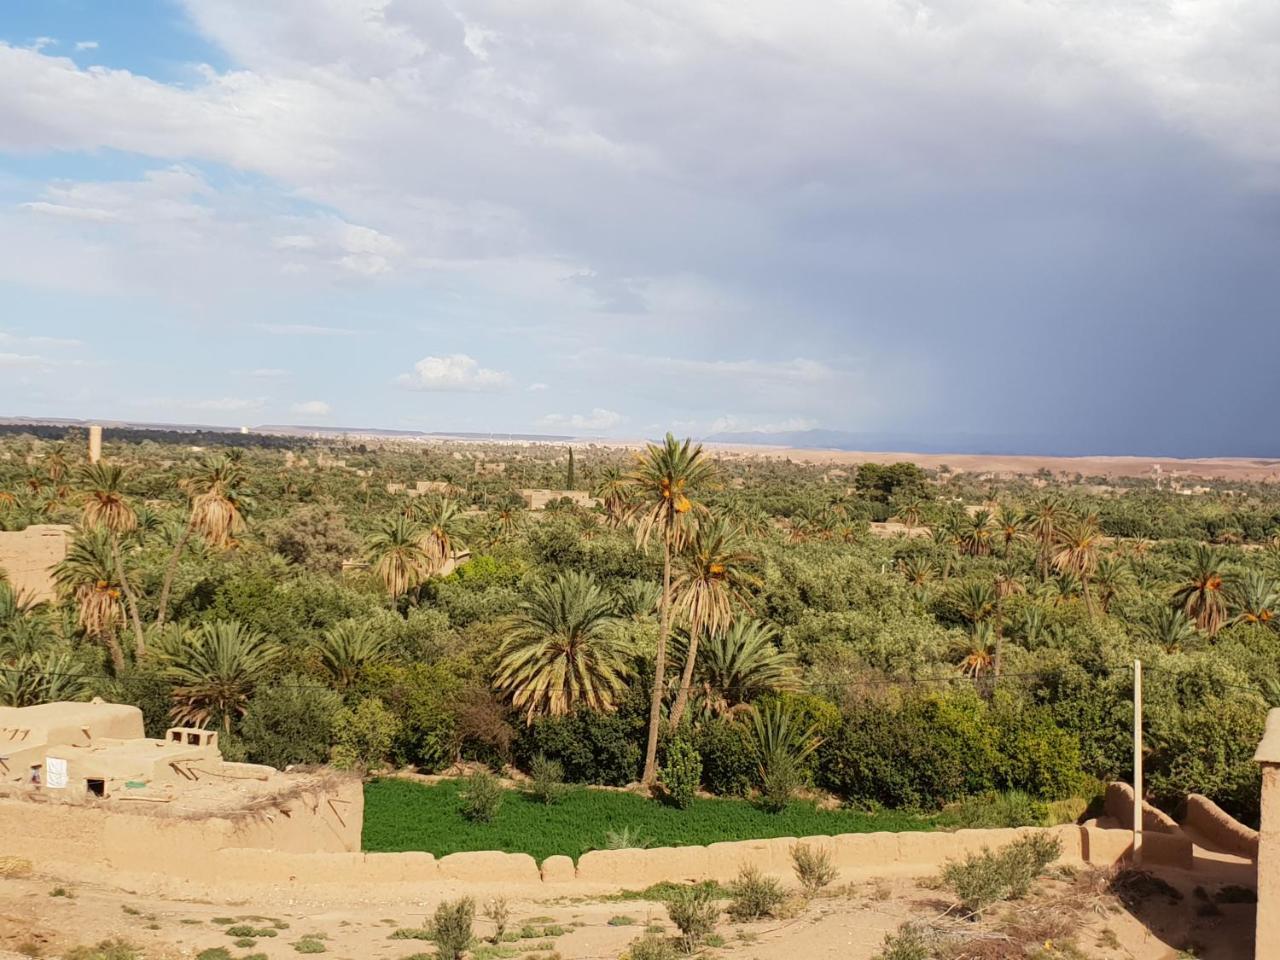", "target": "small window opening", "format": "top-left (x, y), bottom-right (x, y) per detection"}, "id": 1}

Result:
top-left (169, 730), bottom-right (182, 742)
top-left (86, 778), bottom-right (105, 798)
top-left (187, 732), bottom-right (201, 745)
